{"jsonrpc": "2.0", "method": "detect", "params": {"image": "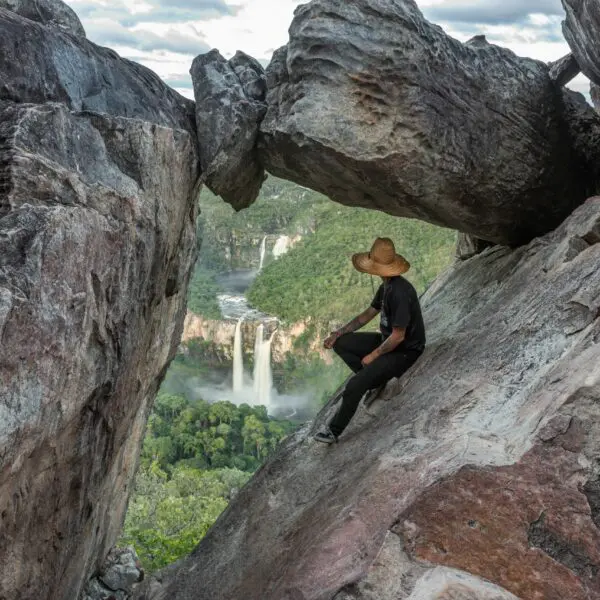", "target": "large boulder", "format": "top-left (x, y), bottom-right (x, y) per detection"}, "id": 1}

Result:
top-left (255, 0), bottom-right (600, 246)
top-left (0, 7), bottom-right (195, 132)
top-left (190, 50), bottom-right (267, 210)
top-left (562, 0), bottom-right (600, 86)
top-left (0, 4), bottom-right (202, 598)
top-left (0, 99), bottom-right (200, 600)
top-left (134, 197), bottom-right (600, 600)
top-left (0, 0), bottom-right (85, 37)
